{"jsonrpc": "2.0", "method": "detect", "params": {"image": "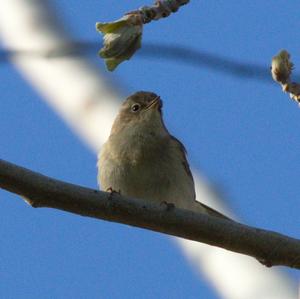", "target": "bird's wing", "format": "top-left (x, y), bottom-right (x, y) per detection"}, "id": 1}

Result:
top-left (169, 135), bottom-right (194, 183)
top-left (170, 135), bottom-right (231, 221)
